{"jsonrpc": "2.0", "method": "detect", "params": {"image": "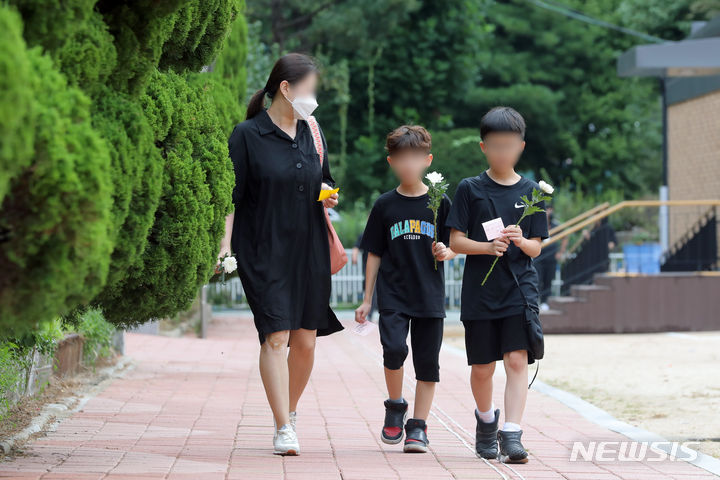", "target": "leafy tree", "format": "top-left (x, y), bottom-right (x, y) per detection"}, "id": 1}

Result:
top-left (244, 0), bottom-right (710, 205)
top-left (617, 0), bottom-right (720, 40)
top-left (455, 0), bottom-right (662, 194)
top-left (429, 129), bottom-right (486, 198)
